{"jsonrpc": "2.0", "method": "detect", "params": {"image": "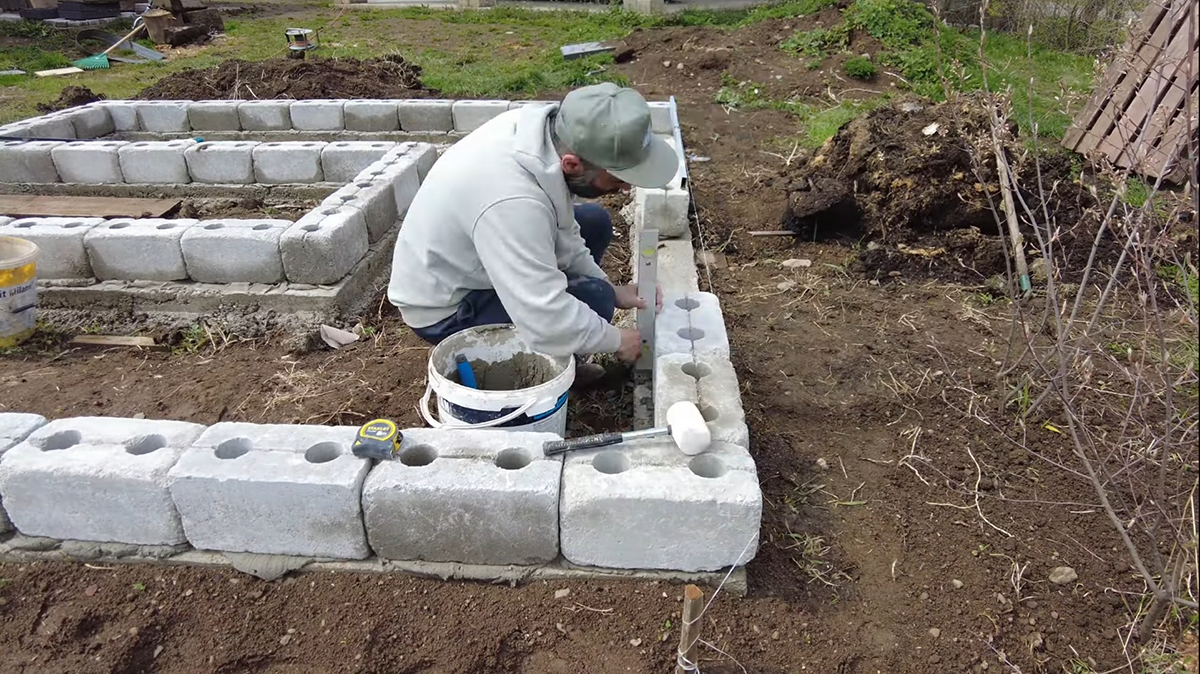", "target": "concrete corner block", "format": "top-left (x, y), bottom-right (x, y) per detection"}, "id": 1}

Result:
top-left (238, 100), bottom-right (292, 131)
top-left (320, 141), bottom-right (395, 183)
top-left (634, 186), bottom-right (689, 239)
top-left (187, 100), bottom-right (242, 131)
top-left (0, 417), bottom-right (205, 545)
top-left (657, 238), bottom-right (700, 295)
top-left (647, 101), bottom-right (674, 134)
top-left (185, 141), bottom-right (259, 184)
top-left (450, 100), bottom-right (509, 133)
top-left (344, 100), bottom-right (400, 132)
top-left (51, 141), bottom-right (127, 183)
top-left (94, 101), bottom-right (141, 131)
top-left (119, 140), bottom-right (196, 184)
top-left (181, 219), bottom-right (288, 284)
top-left (85, 218), bottom-right (197, 281)
top-left (378, 160), bottom-right (421, 220)
top-left (362, 429), bottom-right (562, 565)
top-left (323, 177), bottom-right (398, 243)
top-left (0, 218), bottom-right (104, 279)
top-left (408, 143), bottom-right (440, 181)
top-left (0, 413), bottom-right (48, 533)
top-left (26, 113), bottom-right (77, 140)
top-left (290, 100), bottom-right (345, 131)
top-left (280, 206), bottom-right (368, 285)
top-left (0, 141), bottom-right (63, 183)
top-left (397, 99), bottom-right (454, 132)
top-left (252, 142), bottom-right (325, 184)
top-left (167, 422), bottom-right (370, 559)
top-left (136, 101), bottom-right (191, 133)
top-left (66, 103), bottom-right (115, 138)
